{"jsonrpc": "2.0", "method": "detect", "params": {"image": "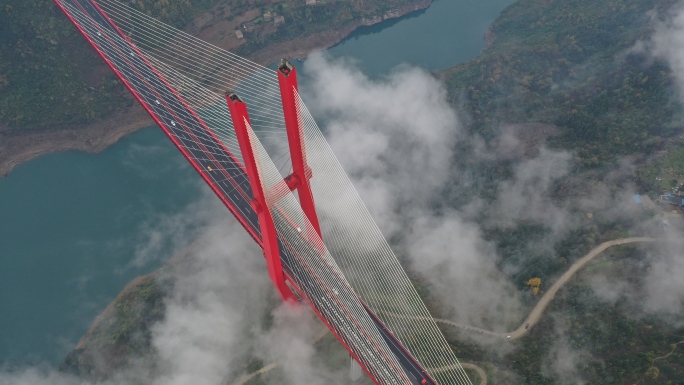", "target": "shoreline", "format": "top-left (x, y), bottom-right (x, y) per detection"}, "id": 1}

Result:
top-left (0, 0), bottom-right (432, 177)
top-left (0, 105), bottom-right (152, 177)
